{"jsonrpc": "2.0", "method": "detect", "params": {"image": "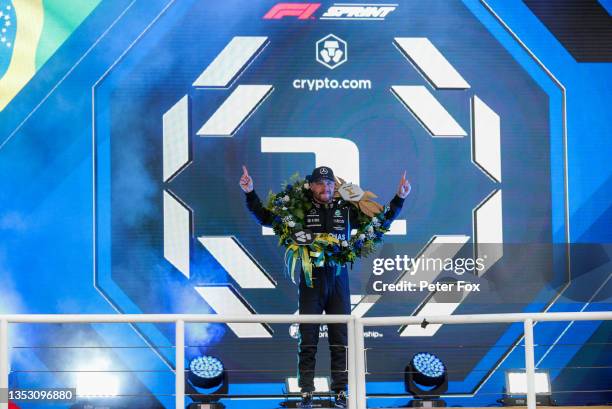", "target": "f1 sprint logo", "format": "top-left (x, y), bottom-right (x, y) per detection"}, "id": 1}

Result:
top-left (263, 3), bottom-right (397, 20)
top-left (263, 3), bottom-right (321, 19)
top-left (321, 3), bottom-right (397, 19)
